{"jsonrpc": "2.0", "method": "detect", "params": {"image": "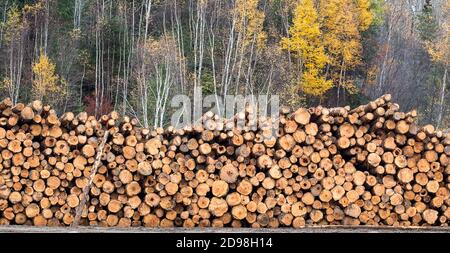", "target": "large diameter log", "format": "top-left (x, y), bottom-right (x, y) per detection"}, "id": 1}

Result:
top-left (293, 108), bottom-right (310, 125)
